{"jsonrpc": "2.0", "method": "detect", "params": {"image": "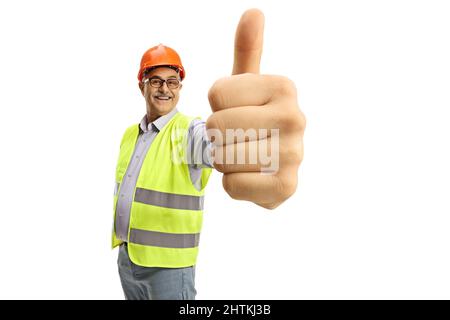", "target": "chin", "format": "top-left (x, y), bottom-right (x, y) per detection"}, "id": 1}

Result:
top-left (152, 104), bottom-right (174, 115)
